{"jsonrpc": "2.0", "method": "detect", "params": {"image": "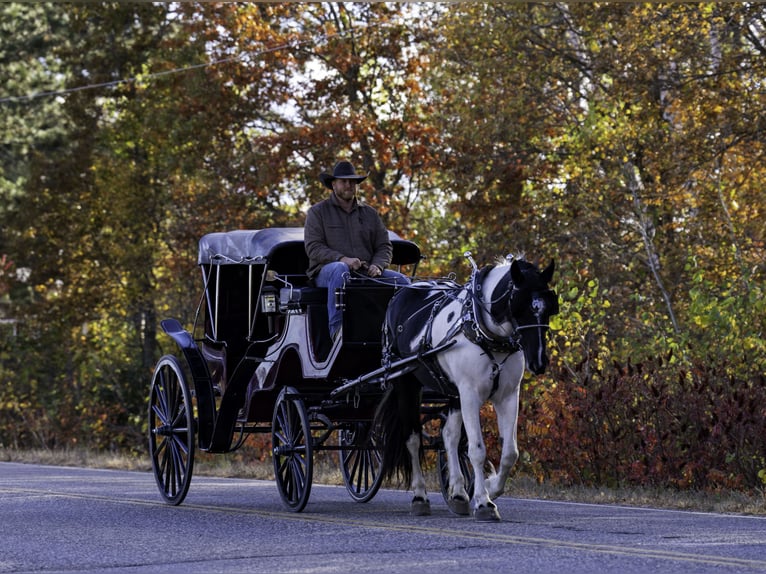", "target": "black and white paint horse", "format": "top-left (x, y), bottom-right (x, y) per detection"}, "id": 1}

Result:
top-left (376, 254), bottom-right (558, 521)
